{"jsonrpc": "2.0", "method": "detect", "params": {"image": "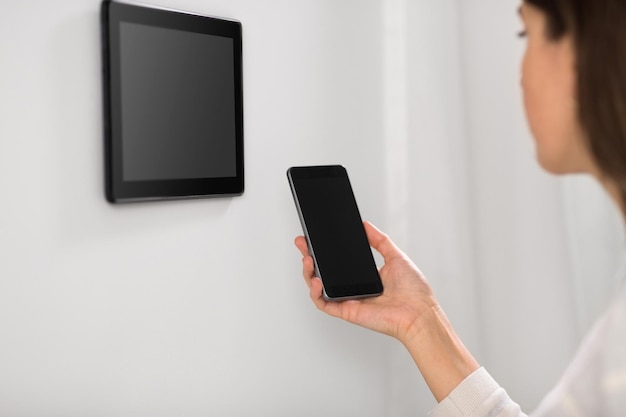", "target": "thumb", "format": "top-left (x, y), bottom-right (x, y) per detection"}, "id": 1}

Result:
top-left (363, 221), bottom-right (404, 262)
